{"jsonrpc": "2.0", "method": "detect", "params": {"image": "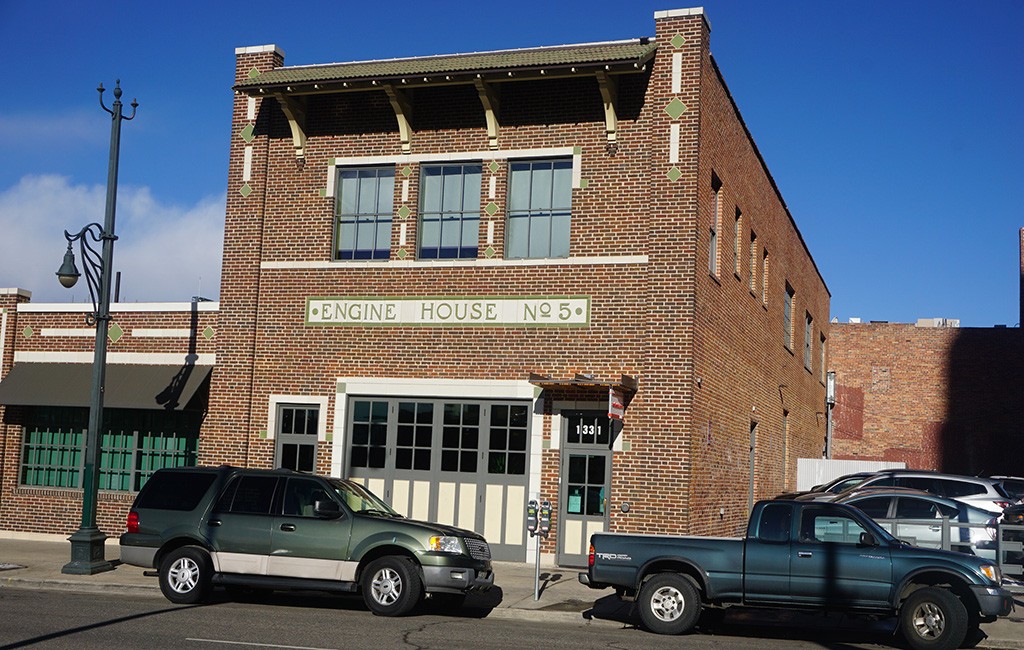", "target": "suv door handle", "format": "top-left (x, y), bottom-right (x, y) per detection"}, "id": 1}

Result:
top-left (798, 551), bottom-right (813, 558)
top-left (209, 519), bottom-right (222, 527)
top-left (280, 524), bottom-right (296, 532)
